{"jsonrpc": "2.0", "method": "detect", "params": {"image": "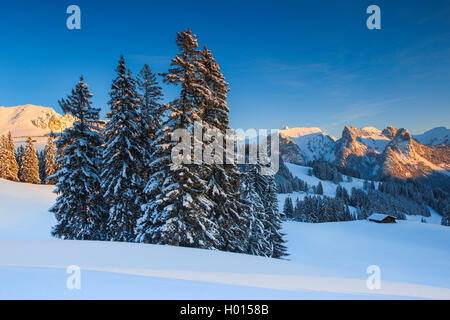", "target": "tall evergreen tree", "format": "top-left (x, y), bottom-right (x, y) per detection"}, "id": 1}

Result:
top-left (316, 182), bottom-right (324, 195)
top-left (136, 64), bottom-right (164, 128)
top-left (43, 137), bottom-right (56, 184)
top-left (0, 132), bottom-right (19, 181)
top-left (262, 173), bottom-right (288, 258)
top-left (197, 46), bottom-right (250, 253)
top-left (50, 77), bottom-right (105, 240)
top-left (136, 64), bottom-right (164, 181)
top-left (240, 163), bottom-right (287, 258)
top-left (137, 30), bottom-right (219, 248)
top-left (241, 164), bottom-right (268, 256)
top-left (19, 137), bottom-right (40, 184)
top-left (101, 56), bottom-right (147, 242)
top-left (38, 150), bottom-right (46, 183)
top-left (283, 197), bottom-right (294, 217)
